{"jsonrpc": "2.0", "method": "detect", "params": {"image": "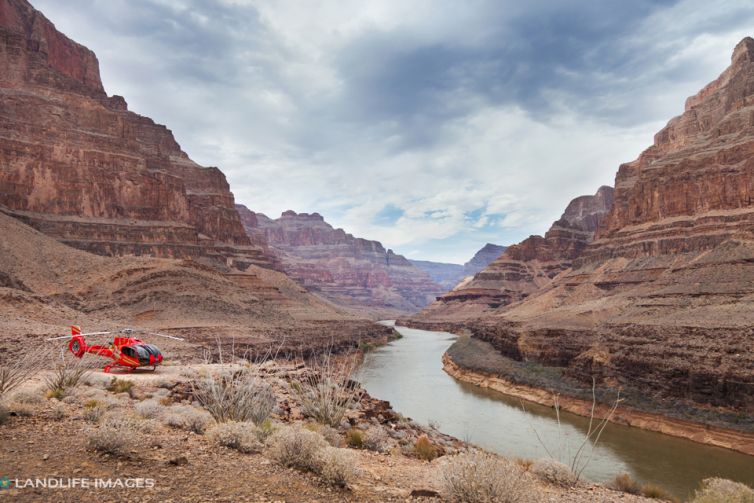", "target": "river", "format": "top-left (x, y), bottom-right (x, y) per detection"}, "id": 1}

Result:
top-left (356, 323), bottom-right (754, 500)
